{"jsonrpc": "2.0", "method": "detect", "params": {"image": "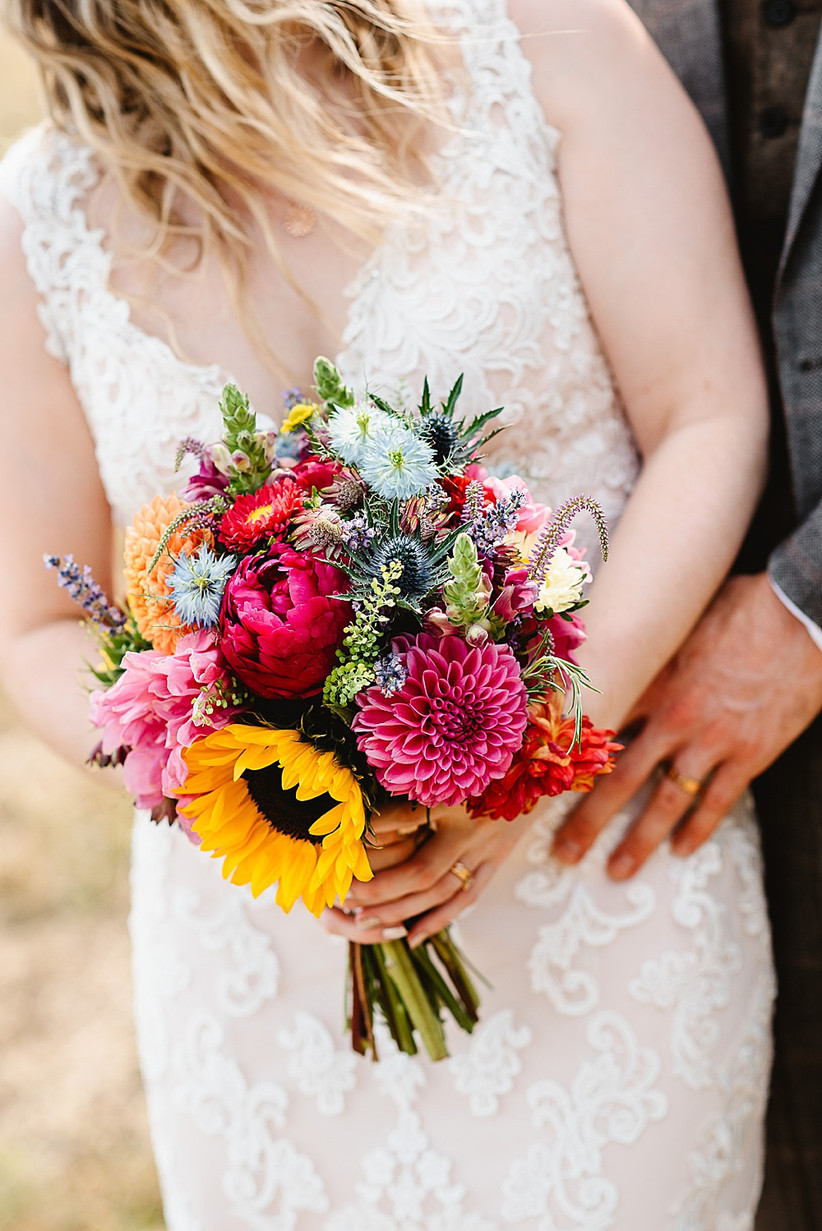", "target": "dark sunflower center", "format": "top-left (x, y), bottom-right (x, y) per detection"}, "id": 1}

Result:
top-left (242, 764), bottom-right (333, 844)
